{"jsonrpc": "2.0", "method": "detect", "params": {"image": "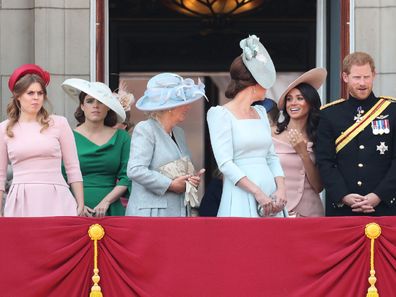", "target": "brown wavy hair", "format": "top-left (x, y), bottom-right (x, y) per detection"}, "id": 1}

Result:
top-left (225, 56), bottom-right (257, 99)
top-left (74, 91), bottom-right (118, 127)
top-left (6, 74), bottom-right (50, 138)
top-left (342, 52), bottom-right (375, 74)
